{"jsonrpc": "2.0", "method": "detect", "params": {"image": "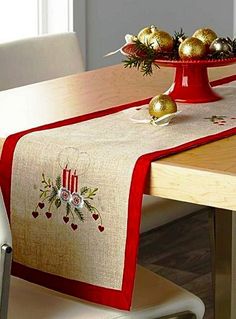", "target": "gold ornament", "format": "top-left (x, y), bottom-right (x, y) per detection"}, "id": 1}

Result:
top-left (149, 29), bottom-right (174, 52)
top-left (178, 37), bottom-right (206, 60)
top-left (149, 94), bottom-right (177, 118)
top-left (210, 37), bottom-right (233, 54)
top-left (137, 26), bottom-right (154, 44)
top-left (138, 25), bottom-right (173, 52)
top-left (192, 28), bottom-right (217, 50)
